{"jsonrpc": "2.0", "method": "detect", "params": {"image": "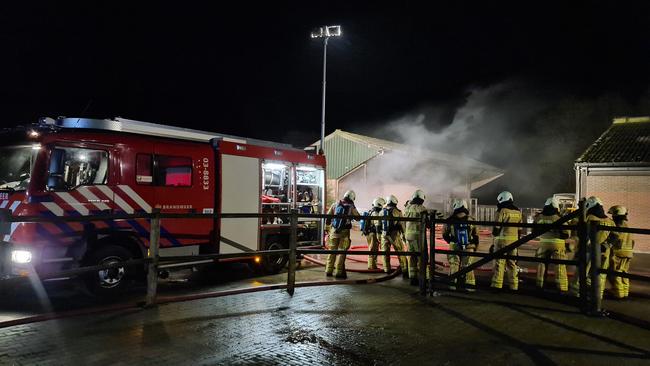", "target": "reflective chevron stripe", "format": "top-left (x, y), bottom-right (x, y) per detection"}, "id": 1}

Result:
top-left (55, 192), bottom-right (90, 216)
top-left (77, 186), bottom-right (111, 211)
top-left (118, 185), bottom-right (152, 213)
